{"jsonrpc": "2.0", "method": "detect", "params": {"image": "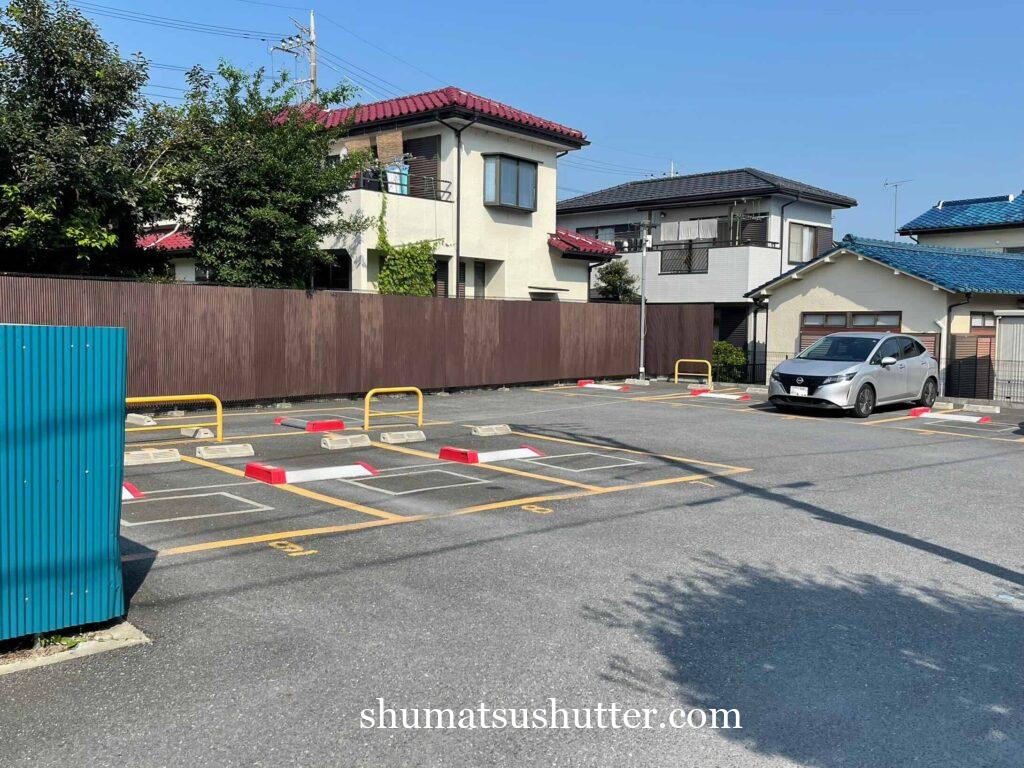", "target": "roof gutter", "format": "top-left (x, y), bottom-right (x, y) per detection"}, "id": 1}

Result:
top-left (943, 292), bottom-right (972, 393)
